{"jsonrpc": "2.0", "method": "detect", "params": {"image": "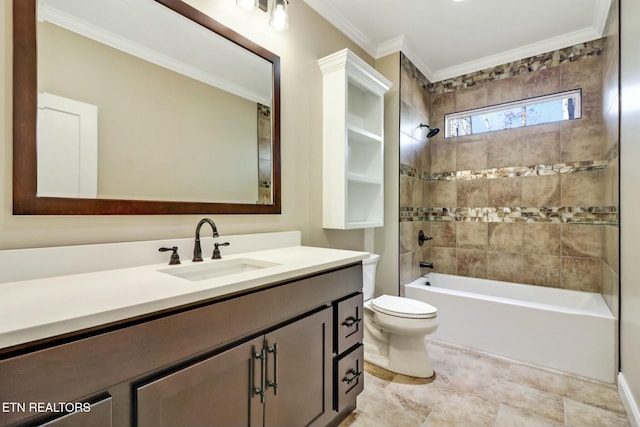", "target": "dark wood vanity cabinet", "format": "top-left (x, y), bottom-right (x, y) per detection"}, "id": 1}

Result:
top-left (0, 263), bottom-right (363, 427)
top-left (136, 308), bottom-right (333, 427)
